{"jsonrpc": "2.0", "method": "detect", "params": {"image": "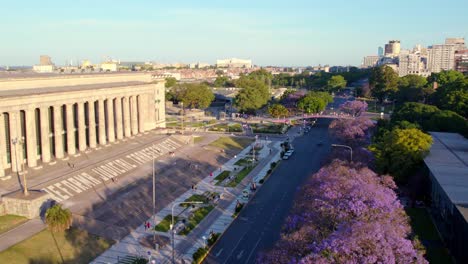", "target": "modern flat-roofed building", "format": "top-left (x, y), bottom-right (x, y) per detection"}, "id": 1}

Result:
top-left (216, 58), bottom-right (252, 68)
top-left (0, 73), bottom-right (166, 179)
top-left (362, 55), bottom-right (380, 68)
top-left (423, 132), bottom-right (468, 263)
